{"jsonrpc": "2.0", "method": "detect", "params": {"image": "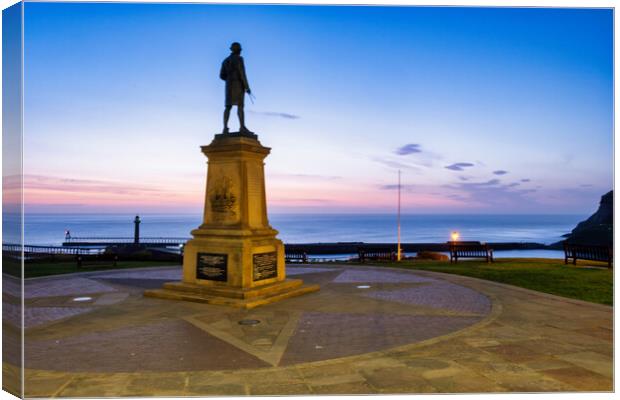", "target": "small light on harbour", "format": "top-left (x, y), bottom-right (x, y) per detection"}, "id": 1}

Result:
top-left (73, 297), bottom-right (92, 302)
top-left (356, 285), bottom-right (371, 289)
top-left (451, 231), bottom-right (460, 241)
